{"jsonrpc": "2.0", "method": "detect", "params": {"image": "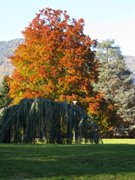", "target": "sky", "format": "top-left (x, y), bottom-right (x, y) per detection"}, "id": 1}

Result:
top-left (0, 0), bottom-right (135, 56)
